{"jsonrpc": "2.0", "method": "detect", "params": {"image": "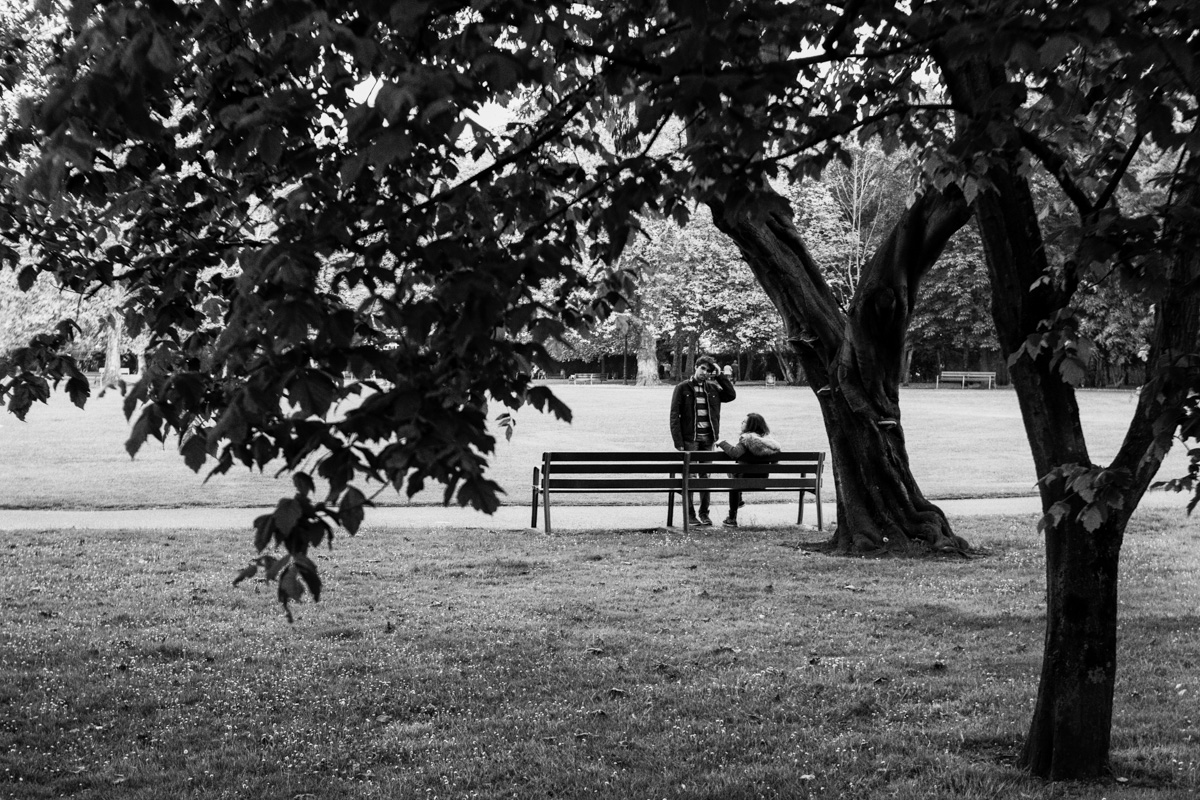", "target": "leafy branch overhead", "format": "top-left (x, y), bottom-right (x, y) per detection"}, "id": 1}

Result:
top-left (3, 1), bottom-right (652, 611)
